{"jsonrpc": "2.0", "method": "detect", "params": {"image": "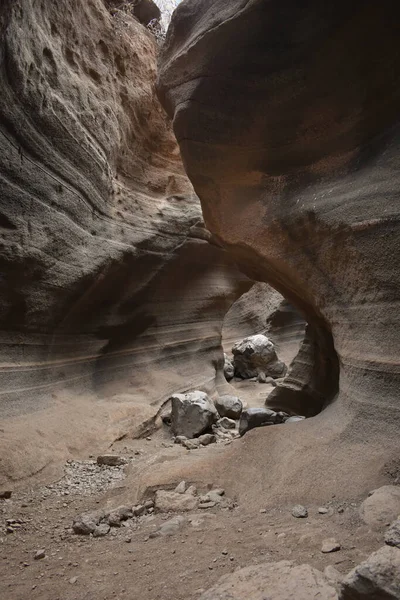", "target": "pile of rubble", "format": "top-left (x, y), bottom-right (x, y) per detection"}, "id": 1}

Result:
top-left (72, 481), bottom-right (235, 538)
